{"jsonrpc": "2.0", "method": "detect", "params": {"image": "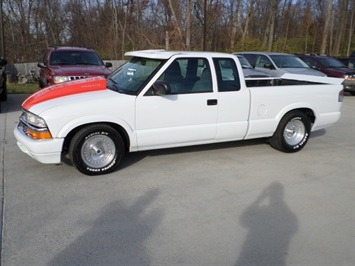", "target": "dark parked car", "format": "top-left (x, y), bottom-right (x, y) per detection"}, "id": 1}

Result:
top-left (0, 58), bottom-right (8, 102)
top-left (38, 46), bottom-right (112, 88)
top-left (337, 51), bottom-right (355, 70)
top-left (297, 54), bottom-right (355, 95)
top-left (337, 57), bottom-right (355, 69)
